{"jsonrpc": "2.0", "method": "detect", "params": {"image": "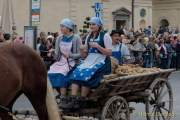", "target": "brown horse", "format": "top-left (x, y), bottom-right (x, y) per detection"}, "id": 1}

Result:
top-left (0, 42), bottom-right (60, 120)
